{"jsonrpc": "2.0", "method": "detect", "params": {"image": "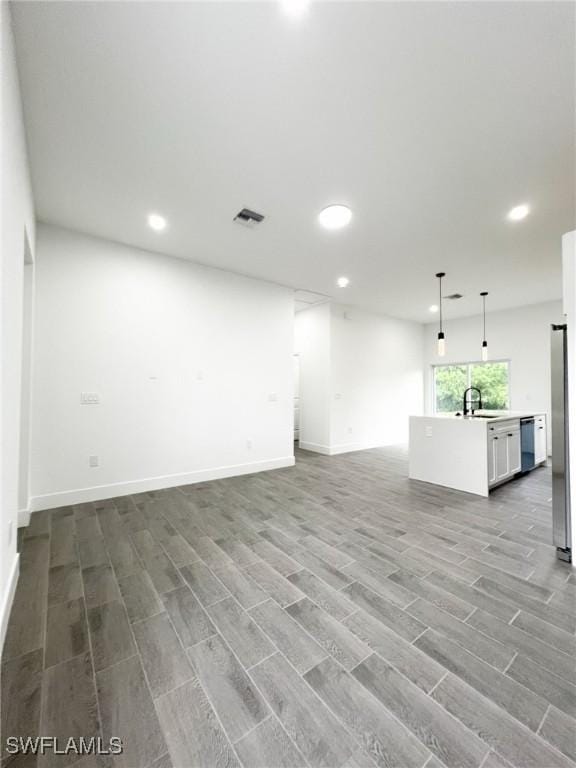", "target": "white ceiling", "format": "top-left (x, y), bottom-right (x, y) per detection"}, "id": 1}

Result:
top-left (12, 1), bottom-right (575, 323)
